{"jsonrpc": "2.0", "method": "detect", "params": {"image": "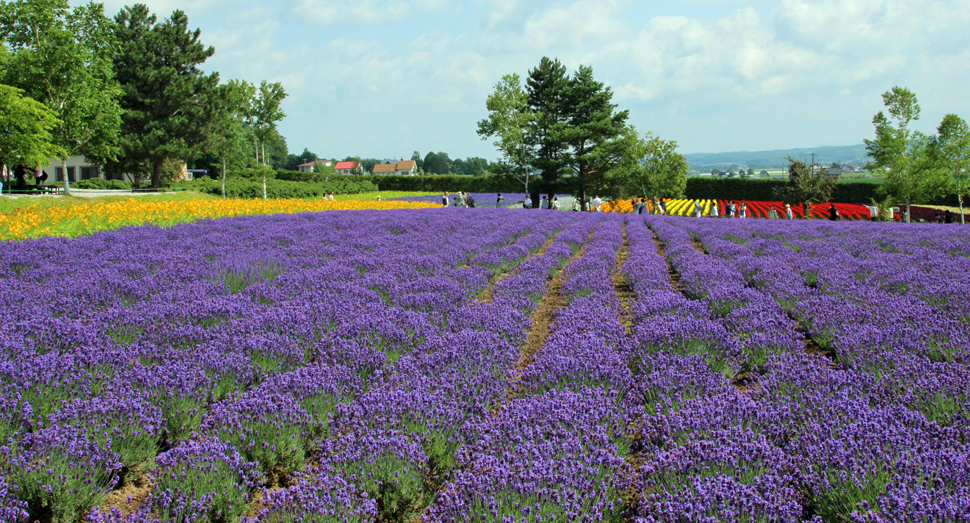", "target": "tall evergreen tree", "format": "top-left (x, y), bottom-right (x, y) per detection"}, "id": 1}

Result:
top-left (560, 65), bottom-right (629, 208)
top-left (0, 0), bottom-right (121, 195)
top-left (525, 57), bottom-right (569, 187)
top-left (111, 4), bottom-right (218, 187)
